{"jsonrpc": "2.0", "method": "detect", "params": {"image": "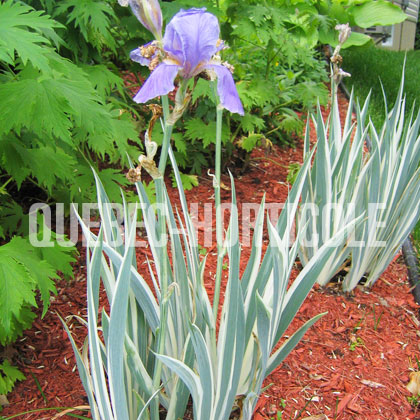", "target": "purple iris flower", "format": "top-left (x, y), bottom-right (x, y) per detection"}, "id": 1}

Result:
top-left (130, 8), bottom-right (244, 115)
